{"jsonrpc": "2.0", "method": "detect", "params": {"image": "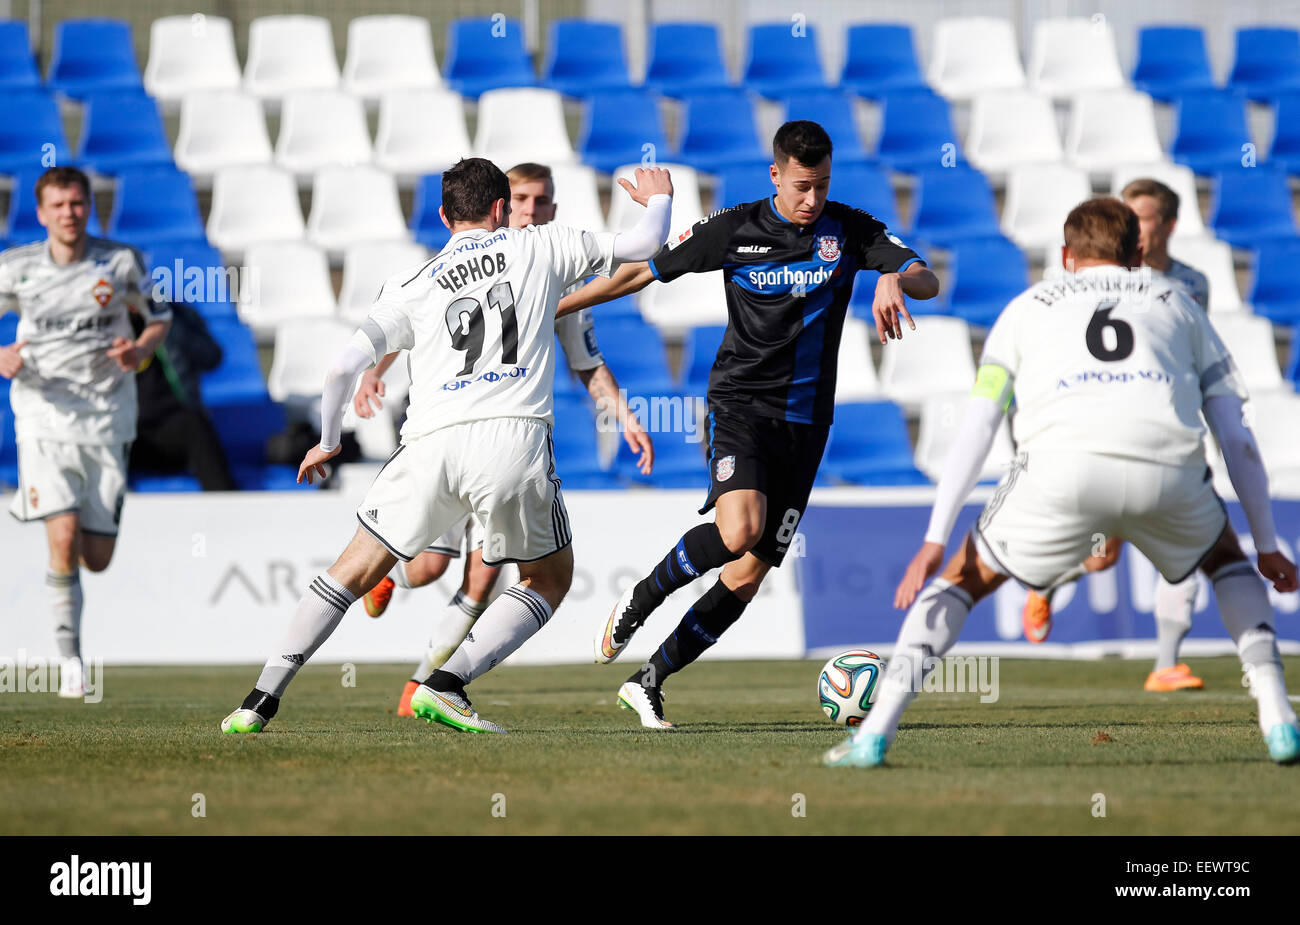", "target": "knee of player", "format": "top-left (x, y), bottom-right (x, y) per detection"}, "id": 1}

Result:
top-left (407, 554), bottom-right (449, 587)
top-left (464, 563), bottom-right (501, 601)
top-left (717, 520), bottom-right (762, 556)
